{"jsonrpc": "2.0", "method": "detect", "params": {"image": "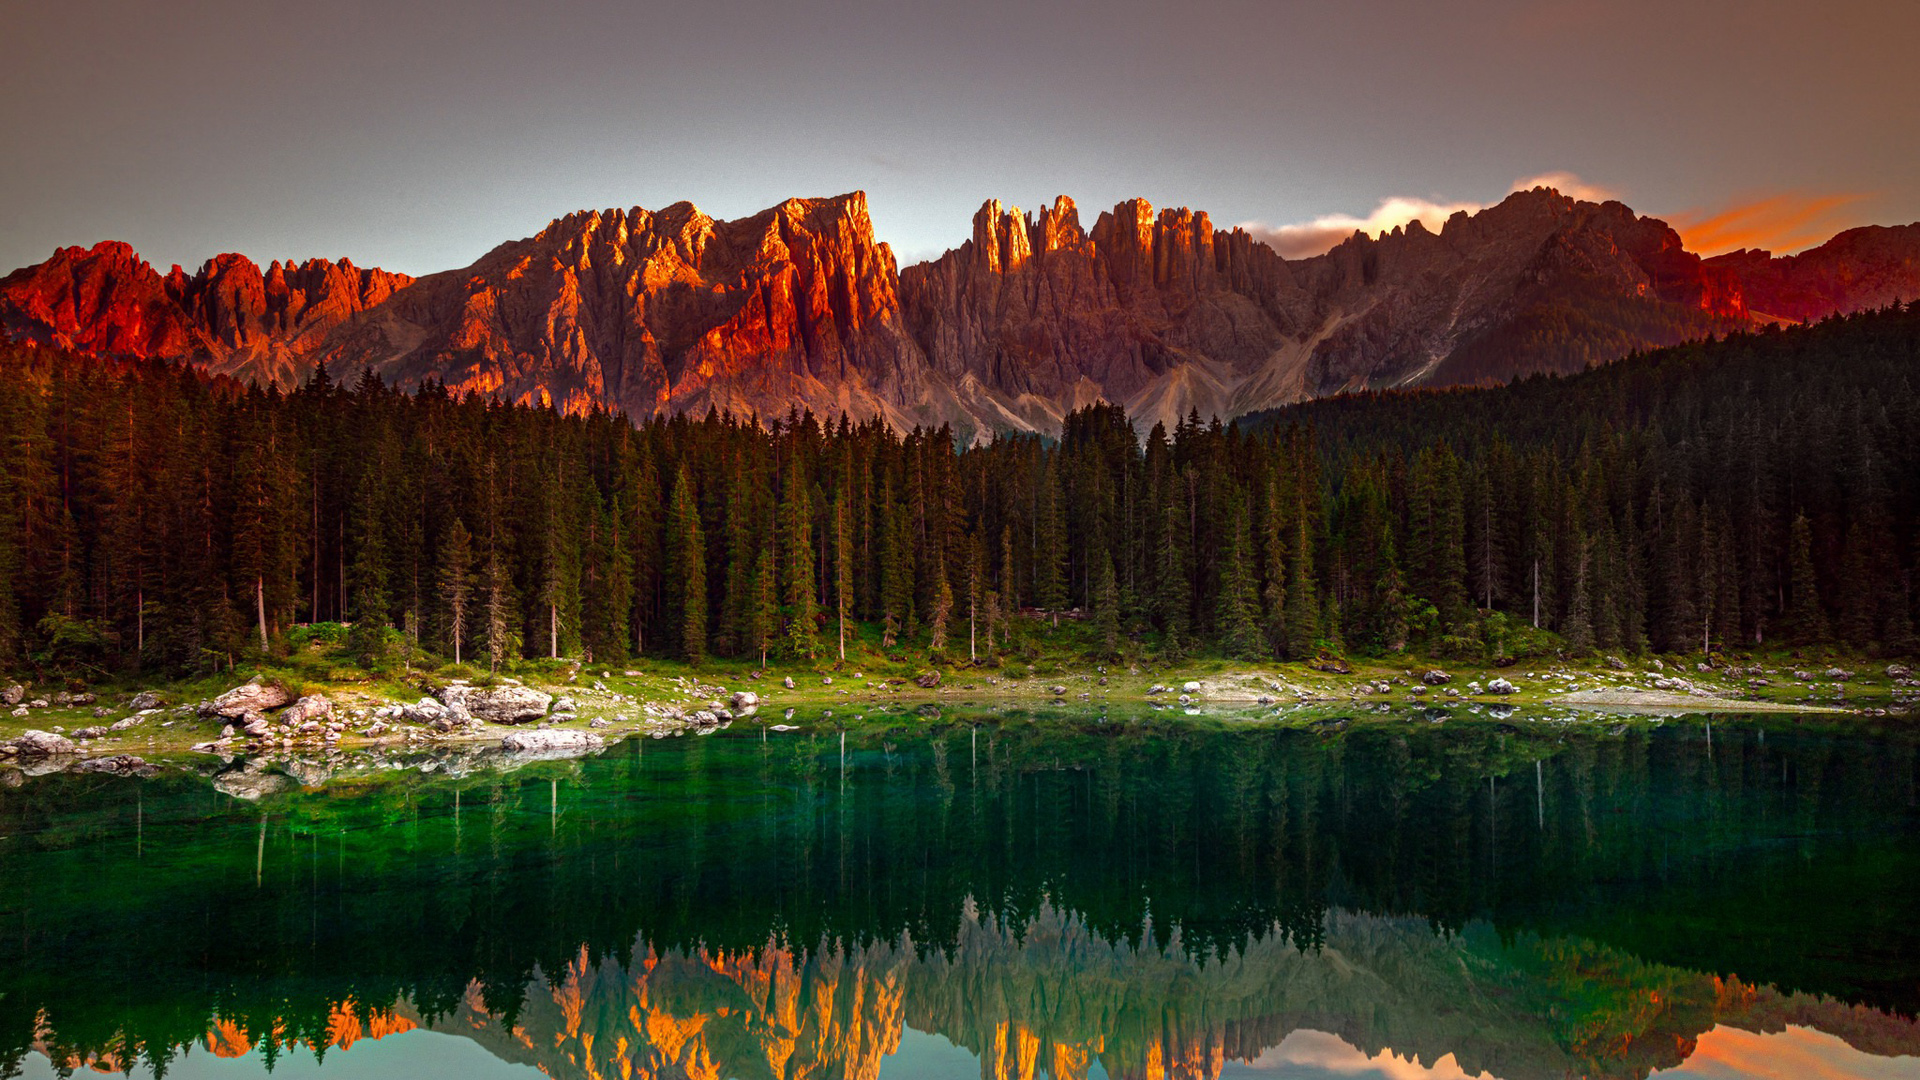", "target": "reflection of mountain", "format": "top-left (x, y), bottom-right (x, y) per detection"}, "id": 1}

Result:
top-left (40, 905), bottom-right (1912, 1080)
top-left (6, 722), bottom-right (1920, 1079)
top-left (30, 999), bottom-right (418, 1075)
